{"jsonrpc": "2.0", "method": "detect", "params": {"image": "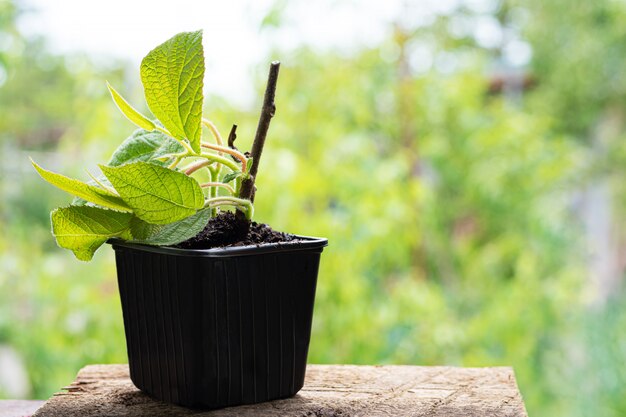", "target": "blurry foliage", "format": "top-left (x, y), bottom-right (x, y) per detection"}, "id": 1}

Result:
top-left (0, 1), bottom-right (625, 416)
top-left (247, 47), bottom-right (584, 415)
top-left (0, 3), bottom-right (129, 149)
top-left (521, 0), bottom-right (626, 138)
top-left (0, 0), bottom-right (133, 400)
